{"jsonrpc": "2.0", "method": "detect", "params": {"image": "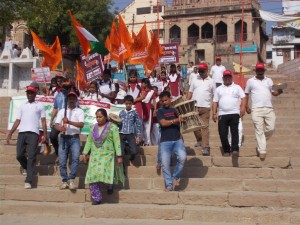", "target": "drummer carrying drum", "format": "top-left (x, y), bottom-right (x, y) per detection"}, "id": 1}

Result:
top-left (157, 91), bottom-right (186, 191)
top-left (186, 62), bottom-right (215, 156)
top-left (245, 62), bottom-right (284, 160)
